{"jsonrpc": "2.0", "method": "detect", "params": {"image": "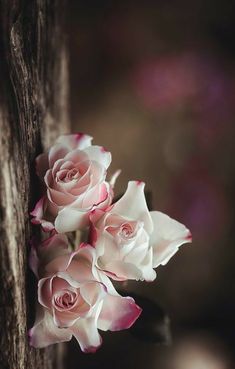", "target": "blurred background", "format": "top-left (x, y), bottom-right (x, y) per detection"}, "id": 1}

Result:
top-left (67, 1), bottom-right (235, 368)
